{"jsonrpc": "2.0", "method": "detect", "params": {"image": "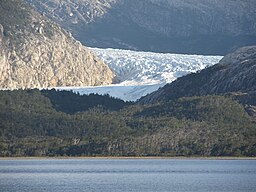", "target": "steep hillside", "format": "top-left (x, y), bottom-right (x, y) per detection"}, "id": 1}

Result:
top-left (27, 0), bottom-right (256, 55)
top-left (139, 46), bottom-right (256, 104)
top-left (0, 0), bottom-right (114, 89)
